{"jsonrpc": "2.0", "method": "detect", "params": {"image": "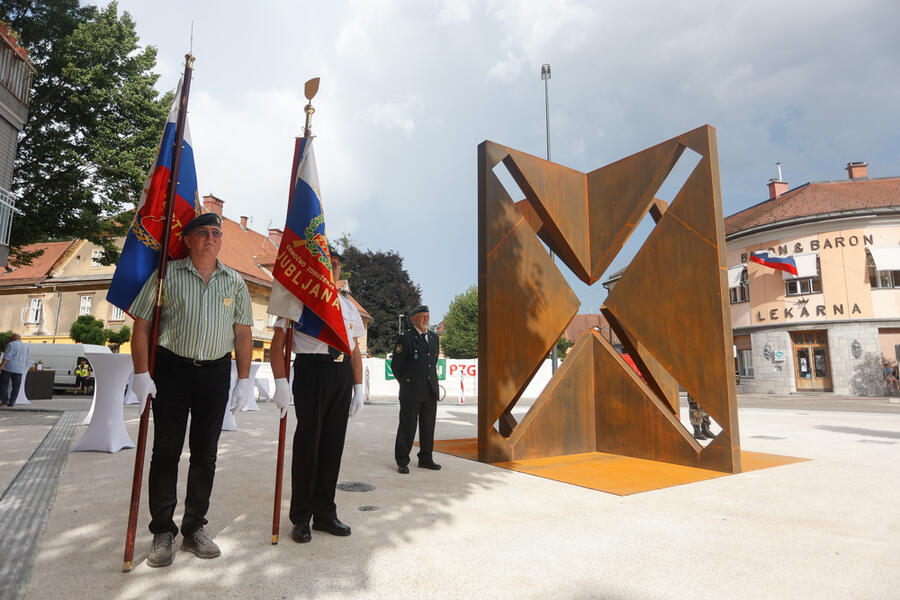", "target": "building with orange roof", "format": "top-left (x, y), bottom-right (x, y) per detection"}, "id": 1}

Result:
top-left (725, 162), bottom-right (899, 395)
top-left (0, 195), bottom-right (371, 358)
top-left (603, 161), bottom-right (899, 396)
